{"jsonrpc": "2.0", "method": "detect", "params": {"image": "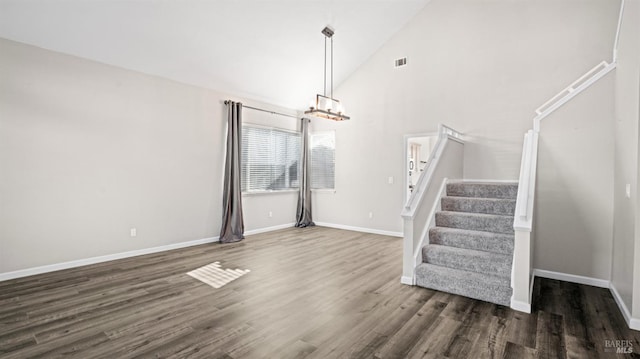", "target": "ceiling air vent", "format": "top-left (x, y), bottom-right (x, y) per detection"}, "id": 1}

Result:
top-left (394, 57), bottom-right (407, 68)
